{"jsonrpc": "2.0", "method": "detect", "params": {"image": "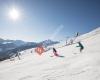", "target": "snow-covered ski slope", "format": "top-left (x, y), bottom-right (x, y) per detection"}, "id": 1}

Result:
top-left (0, 27), bottom-right (100, 80)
